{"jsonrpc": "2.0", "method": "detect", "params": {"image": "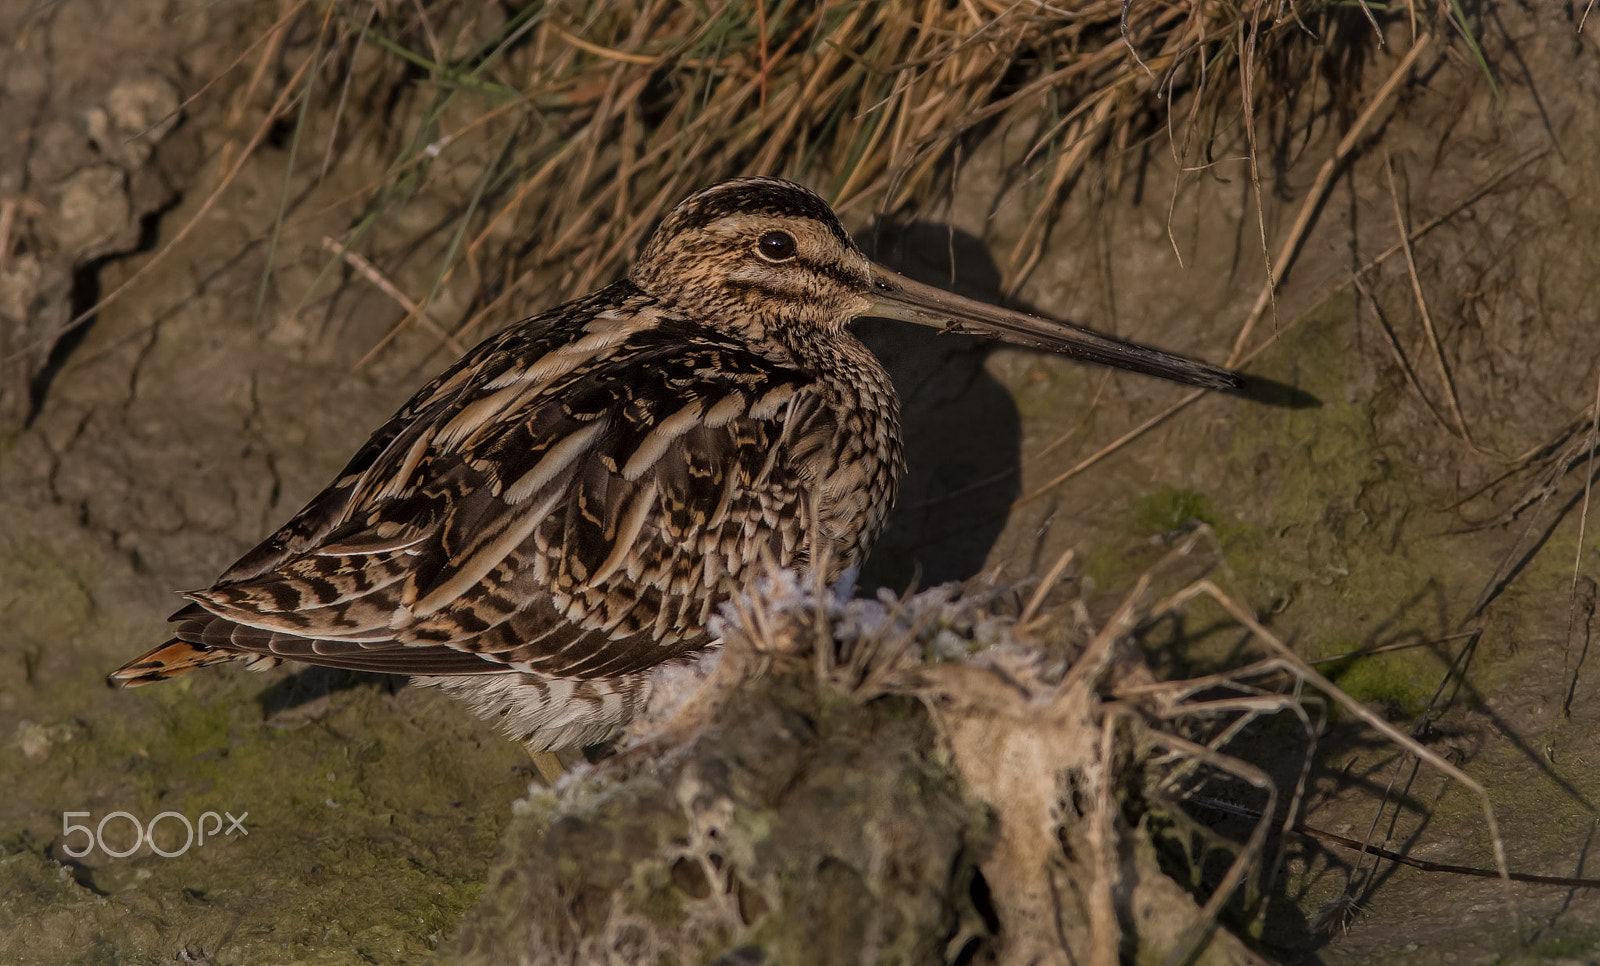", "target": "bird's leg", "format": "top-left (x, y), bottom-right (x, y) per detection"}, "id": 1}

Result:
top-left (829, 562), bottom-right (860, 605)
top-left (528, 750), bottom-right (564, 785)
top-left (526, 745), bottom-right (586, 786)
